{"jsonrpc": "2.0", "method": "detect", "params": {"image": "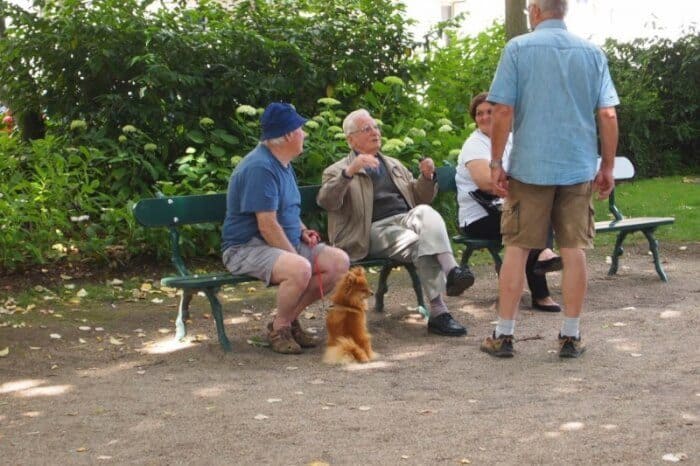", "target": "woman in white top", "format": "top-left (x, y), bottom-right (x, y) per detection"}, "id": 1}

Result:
top-left (456, 92), bottom-right (561, 312)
